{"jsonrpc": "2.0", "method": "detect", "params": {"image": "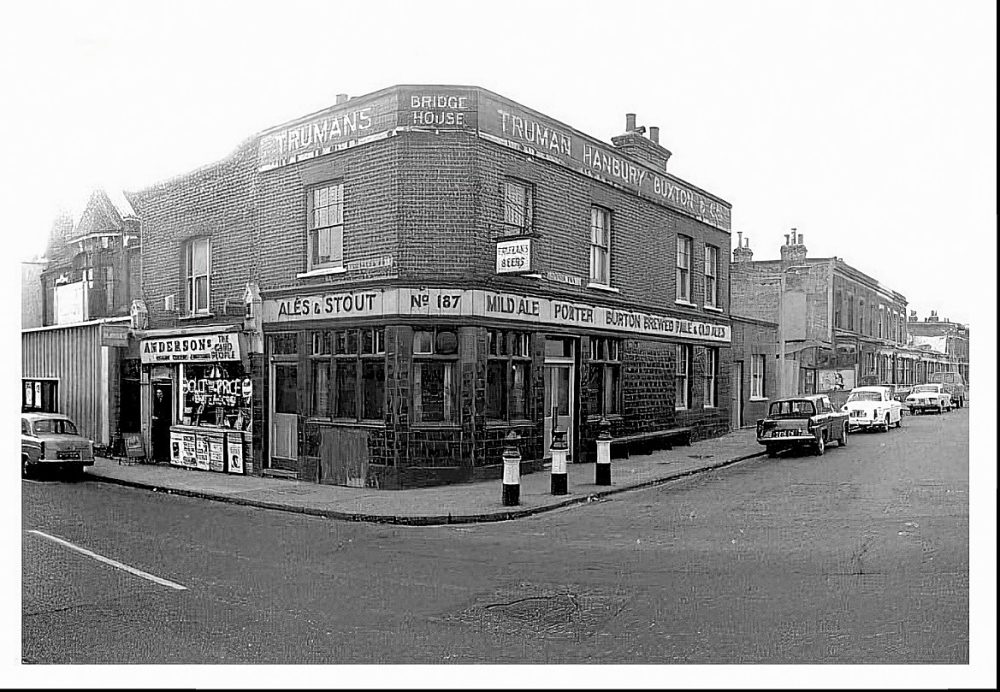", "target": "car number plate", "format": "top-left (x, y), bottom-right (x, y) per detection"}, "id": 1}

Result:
top-left (56, 450), bottom-right (80, 460)
top-left (769, 430), bottom-right (796, 438)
